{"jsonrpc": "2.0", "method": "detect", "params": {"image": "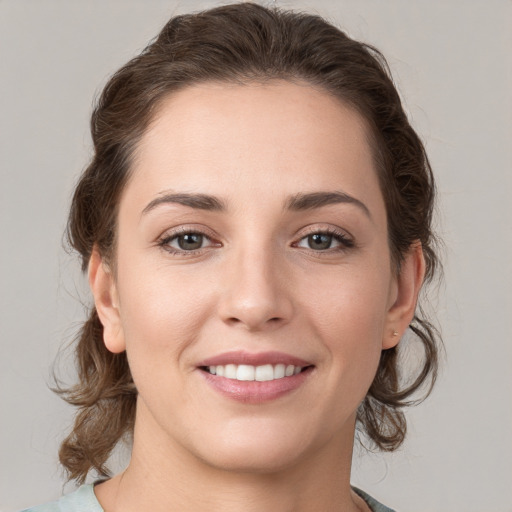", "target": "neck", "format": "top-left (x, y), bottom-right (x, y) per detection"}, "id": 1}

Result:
top-left (95, 402), bottom-right (364, 512)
